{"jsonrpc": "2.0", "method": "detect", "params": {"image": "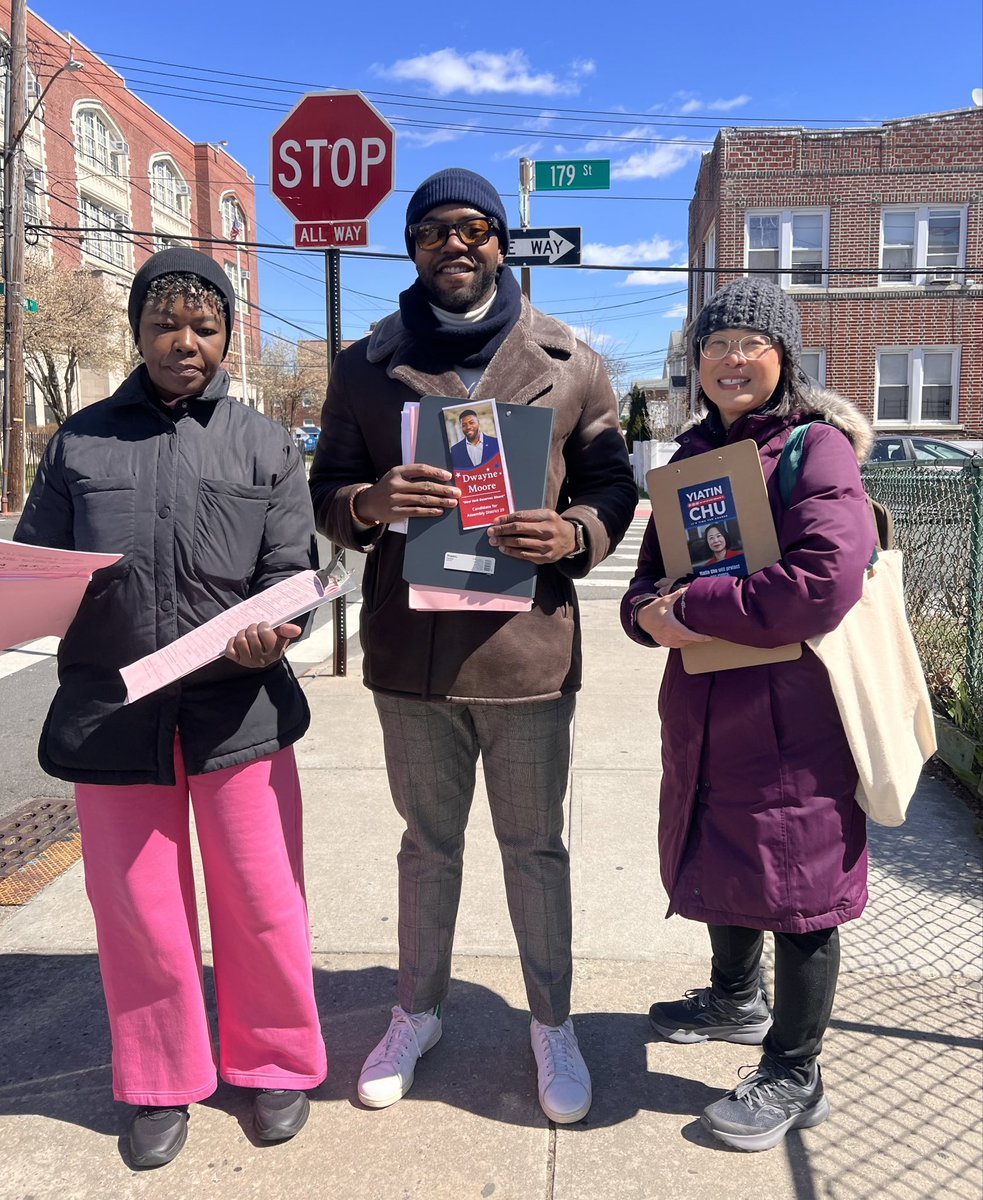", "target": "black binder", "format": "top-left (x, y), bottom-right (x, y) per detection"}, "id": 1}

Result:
top-left (402, 396), bottom-right (554, 598)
